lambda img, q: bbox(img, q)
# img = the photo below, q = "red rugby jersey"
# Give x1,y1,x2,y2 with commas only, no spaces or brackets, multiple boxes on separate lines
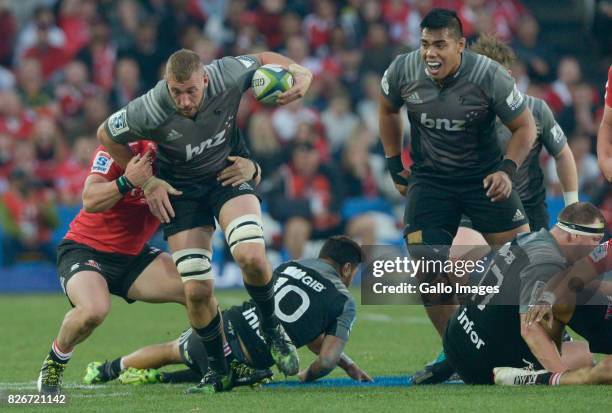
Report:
64,141,159,255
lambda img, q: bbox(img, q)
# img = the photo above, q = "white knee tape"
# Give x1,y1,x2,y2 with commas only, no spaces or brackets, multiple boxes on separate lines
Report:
225,214,265,253
172,248,213,283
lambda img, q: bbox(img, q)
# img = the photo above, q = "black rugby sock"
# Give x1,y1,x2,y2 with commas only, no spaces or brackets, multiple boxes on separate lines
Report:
194,311,228,375
49,339,73,364
244,280,278,332
105,357,123,380
159,369,202,383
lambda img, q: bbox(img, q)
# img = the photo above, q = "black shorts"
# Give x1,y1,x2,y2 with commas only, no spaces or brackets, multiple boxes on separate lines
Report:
568,302,612,354
459,201,549,232
56,240,162,305
159,178,259,239
404,178,529,240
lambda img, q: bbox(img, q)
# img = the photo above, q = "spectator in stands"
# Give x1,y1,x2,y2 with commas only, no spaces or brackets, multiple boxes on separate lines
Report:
303,0,336,57
55,136,96,205
255,0,286,51
16,58,54,111
0,133,13,192
0,168,58,266
119,19,166,90
15,6,66,63
246,111,283,179
32,116,66,188
545,56,583,116
109,58,144,110
111,0,143,53
512,14,555,82
0,90,35,141
0,0,17,67
266,142,342,259
272,99,320,144
57,0,97,59
75,16,116,91
547,134,602,198
361,22,396,76
357,72,382,135
321,91,360,156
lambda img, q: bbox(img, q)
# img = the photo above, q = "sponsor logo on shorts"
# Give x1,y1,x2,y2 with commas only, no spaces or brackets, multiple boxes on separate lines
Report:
108,109,129,136
238,182,253,191
83,259,102,271
91,151,113,174
70,263,80,272
512,209,525,222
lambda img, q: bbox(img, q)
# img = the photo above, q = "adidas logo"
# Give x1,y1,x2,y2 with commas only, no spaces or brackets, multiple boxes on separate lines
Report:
512,209,525,222
238,182,252,191
405,91,423,104
166,129,183,142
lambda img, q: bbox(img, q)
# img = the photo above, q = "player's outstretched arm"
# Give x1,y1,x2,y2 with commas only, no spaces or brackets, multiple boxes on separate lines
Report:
597,105,612,181
305,335,372,382
299,335,347,382
553,144,579,205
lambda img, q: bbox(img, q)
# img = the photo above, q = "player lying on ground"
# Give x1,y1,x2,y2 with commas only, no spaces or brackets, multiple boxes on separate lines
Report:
422,203,606,384
84,236,371,391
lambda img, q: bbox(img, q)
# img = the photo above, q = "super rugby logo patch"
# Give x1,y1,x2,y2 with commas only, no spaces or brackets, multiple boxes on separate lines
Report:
91,151,113,174
108,109,129,137
589,242,609,263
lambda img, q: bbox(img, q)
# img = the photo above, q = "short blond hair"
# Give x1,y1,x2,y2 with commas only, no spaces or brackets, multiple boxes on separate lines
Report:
470,34,516,69
165,49,202,82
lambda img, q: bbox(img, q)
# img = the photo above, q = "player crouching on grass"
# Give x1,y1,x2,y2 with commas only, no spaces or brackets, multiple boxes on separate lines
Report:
83,236,372,391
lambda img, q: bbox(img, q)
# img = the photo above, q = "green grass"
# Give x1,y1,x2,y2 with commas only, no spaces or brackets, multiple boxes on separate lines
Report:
0,290,607,412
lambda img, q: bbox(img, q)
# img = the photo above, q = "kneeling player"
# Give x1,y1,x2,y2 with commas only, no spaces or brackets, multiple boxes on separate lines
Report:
84,236,372,389
442,203,605,384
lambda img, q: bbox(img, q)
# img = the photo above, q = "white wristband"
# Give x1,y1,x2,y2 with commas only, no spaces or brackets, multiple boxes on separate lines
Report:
563,191,579,206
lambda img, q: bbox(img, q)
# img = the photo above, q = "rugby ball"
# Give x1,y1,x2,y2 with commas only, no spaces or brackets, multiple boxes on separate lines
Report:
251,64,294,105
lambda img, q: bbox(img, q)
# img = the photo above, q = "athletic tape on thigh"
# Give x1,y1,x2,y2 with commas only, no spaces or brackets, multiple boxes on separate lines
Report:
172,248,213,282
224,214,265,253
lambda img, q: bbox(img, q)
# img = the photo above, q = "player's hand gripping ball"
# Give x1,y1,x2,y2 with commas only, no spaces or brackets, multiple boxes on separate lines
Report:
251,64,294,105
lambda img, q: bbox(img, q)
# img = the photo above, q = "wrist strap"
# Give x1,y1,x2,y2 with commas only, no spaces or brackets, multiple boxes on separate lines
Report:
385,155,408,186
250,160,260,180
116,175,134,195
498,159,517,180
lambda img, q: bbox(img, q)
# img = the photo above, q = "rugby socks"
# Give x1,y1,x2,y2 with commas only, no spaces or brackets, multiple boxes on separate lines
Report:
159,369,202,384
49,339,73,364
244,280,278,332
533,371,560,385
194,311,228,375
105,357,124,380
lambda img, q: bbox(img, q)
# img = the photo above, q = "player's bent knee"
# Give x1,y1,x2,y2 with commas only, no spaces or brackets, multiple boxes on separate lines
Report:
172,248,213,283
78,304,110,328
233,247,267,273
225,214,265,254
183,280,214,304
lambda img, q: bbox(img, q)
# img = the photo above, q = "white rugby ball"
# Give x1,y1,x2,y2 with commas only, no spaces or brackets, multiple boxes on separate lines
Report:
251,64,294,105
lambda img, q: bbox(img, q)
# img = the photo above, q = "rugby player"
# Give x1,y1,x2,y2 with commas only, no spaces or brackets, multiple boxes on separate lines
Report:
82,236,371,389
98,49,313,392
37,141,187,395
379,8,536,338
441,203,605,384
598,64,612,181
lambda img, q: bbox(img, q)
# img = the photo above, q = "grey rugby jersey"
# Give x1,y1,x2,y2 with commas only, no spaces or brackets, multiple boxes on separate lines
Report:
496,95,566,207
381,49,528,181
104,55,261,185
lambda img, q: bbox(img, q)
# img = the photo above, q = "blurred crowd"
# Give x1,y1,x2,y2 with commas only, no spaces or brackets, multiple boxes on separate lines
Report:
0,0,610,267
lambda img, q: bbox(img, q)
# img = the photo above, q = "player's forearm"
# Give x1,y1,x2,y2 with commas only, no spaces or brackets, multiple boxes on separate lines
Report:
521,319,566,372
554,145,579,203
379,99,403,157
504,123,536,167
82,181,124,213
302,356,337,382
97,123,133,170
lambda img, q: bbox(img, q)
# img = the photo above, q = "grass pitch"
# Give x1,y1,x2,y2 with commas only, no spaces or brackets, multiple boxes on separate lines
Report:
0,290,608,412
